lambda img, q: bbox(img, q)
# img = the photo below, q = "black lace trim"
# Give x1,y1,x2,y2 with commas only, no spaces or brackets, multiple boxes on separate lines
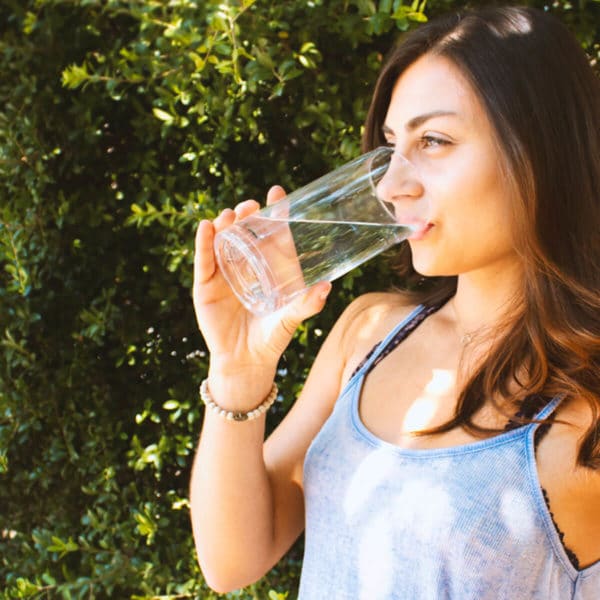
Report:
541,488,580,570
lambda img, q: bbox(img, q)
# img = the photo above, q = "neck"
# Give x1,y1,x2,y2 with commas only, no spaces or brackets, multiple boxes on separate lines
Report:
451,262,523,337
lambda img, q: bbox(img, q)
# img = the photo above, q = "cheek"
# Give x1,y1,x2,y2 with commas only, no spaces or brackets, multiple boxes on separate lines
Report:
411,176,515,274
443,198,514,260
430,160,511,229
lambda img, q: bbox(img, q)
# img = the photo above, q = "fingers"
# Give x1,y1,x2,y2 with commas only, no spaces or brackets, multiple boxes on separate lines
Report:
278,281,332,335
213,207,236,232
194,202,258,287
194,193,277,288
194,208,236,286
266,185,287,206
234,199,260,220
194,219,218,285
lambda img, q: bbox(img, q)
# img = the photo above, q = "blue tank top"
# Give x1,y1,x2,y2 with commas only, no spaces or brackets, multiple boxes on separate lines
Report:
299,304,600,599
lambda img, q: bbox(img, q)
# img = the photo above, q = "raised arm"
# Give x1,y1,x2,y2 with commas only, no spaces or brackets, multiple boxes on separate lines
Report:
189,187,345,592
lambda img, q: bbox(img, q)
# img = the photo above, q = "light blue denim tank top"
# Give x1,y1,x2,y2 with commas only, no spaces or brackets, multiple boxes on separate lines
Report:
299,304,600,599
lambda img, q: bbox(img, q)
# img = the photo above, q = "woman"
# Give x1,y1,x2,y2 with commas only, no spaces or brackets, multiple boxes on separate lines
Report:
190,6,600,598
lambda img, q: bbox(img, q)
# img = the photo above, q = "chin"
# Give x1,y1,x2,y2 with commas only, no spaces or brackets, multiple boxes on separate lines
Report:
409,244,470,278
410,257,454,278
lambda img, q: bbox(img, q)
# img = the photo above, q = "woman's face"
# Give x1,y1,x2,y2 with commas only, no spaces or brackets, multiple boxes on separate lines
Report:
380,53,520,279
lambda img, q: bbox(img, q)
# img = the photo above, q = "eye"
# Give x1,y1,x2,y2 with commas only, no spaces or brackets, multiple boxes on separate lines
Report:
419,134,451,149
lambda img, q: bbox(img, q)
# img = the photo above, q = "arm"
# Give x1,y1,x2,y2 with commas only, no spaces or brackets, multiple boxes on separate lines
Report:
189,188,344,592
190,304,350,592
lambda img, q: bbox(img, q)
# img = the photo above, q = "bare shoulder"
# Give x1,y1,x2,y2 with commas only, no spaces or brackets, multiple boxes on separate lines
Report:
562,397,600,479
334,291,418,384
339,291,416,338
278,291,417,422
539,395,600,497
542,396,598,460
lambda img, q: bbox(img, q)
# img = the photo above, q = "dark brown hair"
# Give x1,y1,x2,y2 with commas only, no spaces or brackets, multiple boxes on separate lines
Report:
363,6,600,467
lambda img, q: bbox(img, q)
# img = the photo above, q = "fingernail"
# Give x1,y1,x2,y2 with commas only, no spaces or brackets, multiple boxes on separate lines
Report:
319,283,332,301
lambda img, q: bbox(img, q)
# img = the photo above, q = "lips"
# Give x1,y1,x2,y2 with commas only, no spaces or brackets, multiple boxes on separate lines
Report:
407,223,433,241
397,216,433,240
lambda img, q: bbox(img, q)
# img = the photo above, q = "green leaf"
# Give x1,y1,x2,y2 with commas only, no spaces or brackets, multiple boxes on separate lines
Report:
61,64,90,89
152,108,175,124
47,536,79,558
16,578,41,595
22,11,37,35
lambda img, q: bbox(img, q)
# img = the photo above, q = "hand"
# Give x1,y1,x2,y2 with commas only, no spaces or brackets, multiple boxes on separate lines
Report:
193,186,332,398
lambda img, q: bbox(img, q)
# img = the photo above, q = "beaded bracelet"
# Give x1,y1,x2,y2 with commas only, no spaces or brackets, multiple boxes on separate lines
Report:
199,378,278,422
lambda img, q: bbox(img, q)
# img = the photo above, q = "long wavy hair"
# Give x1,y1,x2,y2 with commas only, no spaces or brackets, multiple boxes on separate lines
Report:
363,6,600,467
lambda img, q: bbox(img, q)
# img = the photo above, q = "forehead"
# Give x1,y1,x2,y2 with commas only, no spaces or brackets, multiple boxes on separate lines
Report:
385,54,487,130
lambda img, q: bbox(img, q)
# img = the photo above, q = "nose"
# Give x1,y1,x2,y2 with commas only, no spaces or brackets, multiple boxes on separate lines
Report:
375,152,423,206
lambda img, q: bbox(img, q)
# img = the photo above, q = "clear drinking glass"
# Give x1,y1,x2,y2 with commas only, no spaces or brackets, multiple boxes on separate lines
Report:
214,146,416,315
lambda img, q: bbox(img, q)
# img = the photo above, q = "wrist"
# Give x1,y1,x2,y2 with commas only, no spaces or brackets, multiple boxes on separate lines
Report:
200,379,278,422
206,367,277,412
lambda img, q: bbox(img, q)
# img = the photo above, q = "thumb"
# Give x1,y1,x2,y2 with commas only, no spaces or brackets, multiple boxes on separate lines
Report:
278,281,332,334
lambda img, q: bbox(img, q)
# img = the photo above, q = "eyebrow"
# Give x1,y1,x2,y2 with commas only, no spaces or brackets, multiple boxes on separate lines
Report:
382,110,459,135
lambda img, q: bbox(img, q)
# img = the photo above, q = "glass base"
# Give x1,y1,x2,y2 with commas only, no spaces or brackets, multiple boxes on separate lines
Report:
214,226,284,315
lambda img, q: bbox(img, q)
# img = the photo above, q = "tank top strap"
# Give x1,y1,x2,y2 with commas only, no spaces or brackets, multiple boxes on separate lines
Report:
350,298,450,381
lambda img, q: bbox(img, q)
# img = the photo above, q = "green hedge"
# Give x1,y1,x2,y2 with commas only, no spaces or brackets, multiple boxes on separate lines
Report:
1,1,598,598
